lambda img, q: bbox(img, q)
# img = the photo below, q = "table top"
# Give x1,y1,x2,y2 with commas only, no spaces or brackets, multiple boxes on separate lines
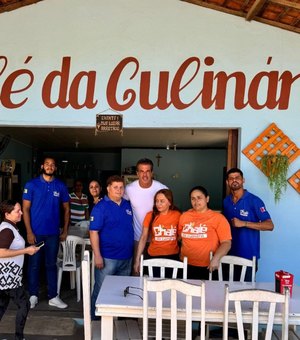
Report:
96,275,300,324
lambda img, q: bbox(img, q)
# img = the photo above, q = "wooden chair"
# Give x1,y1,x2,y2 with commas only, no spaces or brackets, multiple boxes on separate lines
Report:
82,250,142,340
140,256,188,338
82,250,101,340
81,250,142,340
223,284,290,340
208,252,256,282
207,252,256,339
143,277,206,340
140,255,188,279
57,235,85,302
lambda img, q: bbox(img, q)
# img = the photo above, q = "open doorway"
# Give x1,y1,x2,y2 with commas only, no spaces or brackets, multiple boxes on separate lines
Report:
0,127,239,210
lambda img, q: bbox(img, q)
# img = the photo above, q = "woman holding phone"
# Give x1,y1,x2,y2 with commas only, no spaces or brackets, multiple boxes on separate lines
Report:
0,200,39,340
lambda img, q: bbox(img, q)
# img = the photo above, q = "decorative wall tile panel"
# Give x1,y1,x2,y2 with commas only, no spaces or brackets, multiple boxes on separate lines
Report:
242,123,300,171
288,170,300,194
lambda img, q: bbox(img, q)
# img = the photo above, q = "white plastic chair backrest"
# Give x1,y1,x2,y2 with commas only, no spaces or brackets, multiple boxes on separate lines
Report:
143,277,205,340
140,255,188,279
223,284,290,340
209,251,256,282
61,235,85,271
82,250,92,340
74,220,90,229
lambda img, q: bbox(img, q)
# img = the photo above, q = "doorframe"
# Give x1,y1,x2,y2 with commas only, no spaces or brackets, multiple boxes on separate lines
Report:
224,129,239,197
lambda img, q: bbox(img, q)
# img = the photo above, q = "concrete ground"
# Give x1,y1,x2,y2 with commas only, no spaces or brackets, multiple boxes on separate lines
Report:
0,275,85,340
0,280,227,340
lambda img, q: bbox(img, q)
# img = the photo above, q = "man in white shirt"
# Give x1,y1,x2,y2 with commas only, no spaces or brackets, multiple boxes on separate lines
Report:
124,158,167,253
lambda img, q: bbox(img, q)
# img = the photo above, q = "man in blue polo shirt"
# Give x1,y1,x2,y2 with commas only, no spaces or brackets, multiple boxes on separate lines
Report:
22,157,70,309
89,175,134,320
223,168,274,281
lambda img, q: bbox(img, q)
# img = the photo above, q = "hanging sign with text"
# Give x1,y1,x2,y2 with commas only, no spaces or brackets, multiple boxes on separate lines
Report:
96,114,123,132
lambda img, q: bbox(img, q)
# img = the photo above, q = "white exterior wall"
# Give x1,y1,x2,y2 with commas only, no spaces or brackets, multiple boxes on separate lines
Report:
0,0,299,283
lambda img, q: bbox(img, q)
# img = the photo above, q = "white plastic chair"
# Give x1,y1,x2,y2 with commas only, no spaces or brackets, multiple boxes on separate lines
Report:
74,220,90,229
140,255,188,279
143,277,206,340
57,235,85,302
208,251,256,282
223,284,290,340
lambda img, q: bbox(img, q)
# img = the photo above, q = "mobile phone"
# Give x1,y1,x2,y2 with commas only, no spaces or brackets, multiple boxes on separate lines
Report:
35,241,44,248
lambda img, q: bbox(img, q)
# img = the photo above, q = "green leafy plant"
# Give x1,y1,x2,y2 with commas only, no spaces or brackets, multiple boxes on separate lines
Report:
261,154,289,203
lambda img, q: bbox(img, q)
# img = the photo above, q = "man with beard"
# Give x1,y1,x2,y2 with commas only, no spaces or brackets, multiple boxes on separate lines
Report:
22,157,70,309
223,168,274,281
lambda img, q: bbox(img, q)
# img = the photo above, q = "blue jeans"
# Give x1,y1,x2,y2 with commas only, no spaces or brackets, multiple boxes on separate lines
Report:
27,234,59,299
91,257,132,320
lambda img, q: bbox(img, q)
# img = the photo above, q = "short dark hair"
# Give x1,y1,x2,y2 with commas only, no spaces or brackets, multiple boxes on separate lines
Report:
226,168,244,179
189,185,209,197
136,158,153,172
42,156,56,165
0,199,18,220
74,179,83,186
106,175,124,186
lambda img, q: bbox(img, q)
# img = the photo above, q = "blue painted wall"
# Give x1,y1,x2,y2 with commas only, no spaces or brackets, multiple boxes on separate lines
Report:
0,0,299,283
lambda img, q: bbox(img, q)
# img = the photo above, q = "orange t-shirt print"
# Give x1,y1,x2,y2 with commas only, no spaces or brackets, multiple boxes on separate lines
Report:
178,209,231,267
143,210,181,256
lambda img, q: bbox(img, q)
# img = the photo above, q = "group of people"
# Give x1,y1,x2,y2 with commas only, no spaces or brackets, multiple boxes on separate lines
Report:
88,158,274,319
0,156,105,339
69,179,102,225
0,156,274,339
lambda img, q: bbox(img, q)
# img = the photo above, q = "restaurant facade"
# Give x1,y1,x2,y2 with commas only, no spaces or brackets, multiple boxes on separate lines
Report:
0,0,299,283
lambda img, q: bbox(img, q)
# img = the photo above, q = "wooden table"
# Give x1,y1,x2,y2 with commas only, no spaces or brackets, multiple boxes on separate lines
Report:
95,275,300,340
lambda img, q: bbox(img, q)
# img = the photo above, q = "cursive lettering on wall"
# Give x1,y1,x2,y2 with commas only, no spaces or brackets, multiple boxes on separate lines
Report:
0,55,299,111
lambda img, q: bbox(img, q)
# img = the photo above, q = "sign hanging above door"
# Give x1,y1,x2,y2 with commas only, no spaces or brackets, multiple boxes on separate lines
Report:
96,114,123,133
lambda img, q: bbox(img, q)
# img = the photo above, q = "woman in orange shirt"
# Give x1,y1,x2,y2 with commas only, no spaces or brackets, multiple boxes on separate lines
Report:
134,189,181,277
178,185,232,280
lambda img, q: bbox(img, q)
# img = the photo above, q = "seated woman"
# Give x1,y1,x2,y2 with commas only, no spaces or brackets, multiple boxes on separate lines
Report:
178,185,232,280
134,189,181,278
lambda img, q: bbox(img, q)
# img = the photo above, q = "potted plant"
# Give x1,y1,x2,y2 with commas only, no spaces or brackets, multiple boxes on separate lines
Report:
260,153,289,203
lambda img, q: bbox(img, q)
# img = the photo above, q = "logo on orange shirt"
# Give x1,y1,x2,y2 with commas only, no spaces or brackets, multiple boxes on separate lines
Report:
153,224,176,241
182,223,208,239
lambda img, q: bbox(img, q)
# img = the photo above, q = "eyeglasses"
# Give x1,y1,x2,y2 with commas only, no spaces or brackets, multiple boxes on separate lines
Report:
123,286,143,300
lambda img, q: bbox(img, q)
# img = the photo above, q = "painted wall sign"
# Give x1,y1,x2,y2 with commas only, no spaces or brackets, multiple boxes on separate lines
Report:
0,55,299,111
96,114,123,132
